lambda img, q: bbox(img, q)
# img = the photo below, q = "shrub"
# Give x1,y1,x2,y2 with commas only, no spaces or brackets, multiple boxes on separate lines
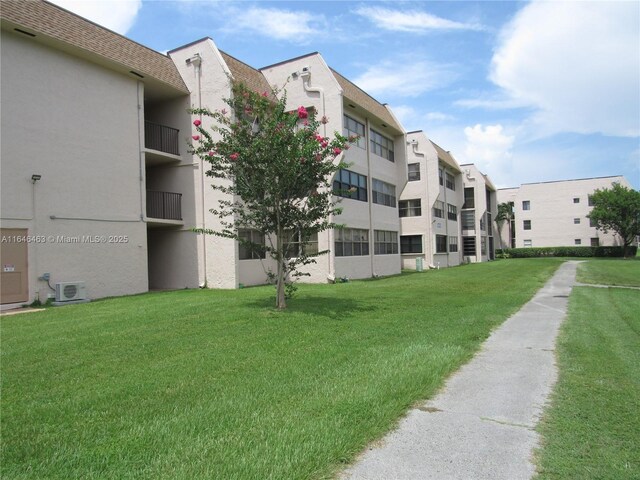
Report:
496,246,636,258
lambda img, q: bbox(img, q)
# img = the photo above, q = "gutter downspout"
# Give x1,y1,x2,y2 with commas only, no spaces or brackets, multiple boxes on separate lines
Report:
410,141,430,268
366,118,374,277
190,54,207,288
300,70,334,281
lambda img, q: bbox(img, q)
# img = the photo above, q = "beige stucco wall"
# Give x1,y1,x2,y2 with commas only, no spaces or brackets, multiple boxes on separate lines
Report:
400,132,464,269
262,55,405,281
496,176,632,248
170,39,240,289
460,164,496,262
1,30,149,302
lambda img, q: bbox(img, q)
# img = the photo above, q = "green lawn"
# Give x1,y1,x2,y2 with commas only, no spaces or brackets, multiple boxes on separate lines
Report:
576,258,640,287
536,263,640,479
1,259,562,479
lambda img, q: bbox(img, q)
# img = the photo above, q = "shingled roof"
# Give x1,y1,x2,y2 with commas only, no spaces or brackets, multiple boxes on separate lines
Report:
219,51,274,97
430,141,462,174
0,0,188,93
330,68,402,132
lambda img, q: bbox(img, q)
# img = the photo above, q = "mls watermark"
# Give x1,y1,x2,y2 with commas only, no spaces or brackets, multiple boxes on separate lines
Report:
1,235,130,244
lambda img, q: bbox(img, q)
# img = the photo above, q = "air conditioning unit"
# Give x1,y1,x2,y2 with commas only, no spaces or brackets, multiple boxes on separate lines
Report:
55,282,87,302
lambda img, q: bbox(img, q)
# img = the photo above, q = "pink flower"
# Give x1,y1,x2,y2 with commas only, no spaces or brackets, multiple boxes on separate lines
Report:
303,120,309,126
297,106,308,119
315,154,323,162
333,147,342,155
261,91,268,97
321,140,328,148
208,151,215,157
192,135,200,141
315,134,324,142
229,153,239,161
221,108,227,115
193,119,201,127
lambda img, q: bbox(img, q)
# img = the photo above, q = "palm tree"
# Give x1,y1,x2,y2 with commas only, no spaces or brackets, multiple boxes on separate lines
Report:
495,202,514,249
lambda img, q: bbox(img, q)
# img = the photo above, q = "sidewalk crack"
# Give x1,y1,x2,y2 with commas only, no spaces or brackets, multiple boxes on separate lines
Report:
480,416,534,430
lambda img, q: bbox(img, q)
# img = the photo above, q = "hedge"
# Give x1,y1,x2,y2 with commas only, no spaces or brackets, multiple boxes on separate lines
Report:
495,246,637,258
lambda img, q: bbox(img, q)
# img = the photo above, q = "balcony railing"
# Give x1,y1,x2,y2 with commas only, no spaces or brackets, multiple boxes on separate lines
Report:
145,121,179,156
147,191,182,221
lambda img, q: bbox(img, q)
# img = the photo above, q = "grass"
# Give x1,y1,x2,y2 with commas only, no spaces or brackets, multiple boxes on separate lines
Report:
1,259,562,479
576,258,640,287
535,261,640,479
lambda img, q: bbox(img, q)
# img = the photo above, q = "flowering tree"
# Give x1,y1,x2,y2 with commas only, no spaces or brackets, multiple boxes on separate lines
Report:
190,81,352,309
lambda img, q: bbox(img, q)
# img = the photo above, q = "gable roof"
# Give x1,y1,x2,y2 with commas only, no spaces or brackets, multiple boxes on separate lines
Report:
430,141,462,173
220,51,274,97
0,0,188,94
330,68,401,132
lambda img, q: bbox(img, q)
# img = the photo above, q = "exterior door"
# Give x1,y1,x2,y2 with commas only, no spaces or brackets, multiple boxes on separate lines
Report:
1,228,29,304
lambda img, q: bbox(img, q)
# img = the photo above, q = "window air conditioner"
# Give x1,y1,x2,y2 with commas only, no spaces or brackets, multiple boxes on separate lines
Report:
55,282,87,302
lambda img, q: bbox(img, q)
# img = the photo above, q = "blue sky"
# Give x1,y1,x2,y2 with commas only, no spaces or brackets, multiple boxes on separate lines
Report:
51,0,640,189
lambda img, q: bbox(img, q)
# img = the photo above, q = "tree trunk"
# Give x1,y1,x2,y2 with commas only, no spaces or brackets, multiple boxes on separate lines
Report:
275,227,287,309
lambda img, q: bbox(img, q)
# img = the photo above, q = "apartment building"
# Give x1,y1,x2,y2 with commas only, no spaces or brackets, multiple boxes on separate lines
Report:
0,1,409,305
1,0,198,306
496,176,633,248
399,131,464,269
261,54,408,282
459,164,497,262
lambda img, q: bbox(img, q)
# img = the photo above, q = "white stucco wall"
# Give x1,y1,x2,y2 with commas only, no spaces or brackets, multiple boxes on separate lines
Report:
1,30,149,302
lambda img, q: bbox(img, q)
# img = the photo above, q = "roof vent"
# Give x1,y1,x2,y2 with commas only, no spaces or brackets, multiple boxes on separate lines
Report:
14,28,36,37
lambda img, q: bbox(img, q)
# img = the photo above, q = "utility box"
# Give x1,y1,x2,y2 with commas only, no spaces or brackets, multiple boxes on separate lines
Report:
416,257,424,272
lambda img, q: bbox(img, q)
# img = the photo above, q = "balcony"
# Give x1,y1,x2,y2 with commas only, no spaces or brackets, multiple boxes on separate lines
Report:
146,191,183,227
144,121,181,165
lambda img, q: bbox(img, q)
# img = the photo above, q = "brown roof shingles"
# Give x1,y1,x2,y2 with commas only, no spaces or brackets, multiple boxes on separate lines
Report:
330,68,402,132
430,141,462,174
219,51,274,96
0,0,188,93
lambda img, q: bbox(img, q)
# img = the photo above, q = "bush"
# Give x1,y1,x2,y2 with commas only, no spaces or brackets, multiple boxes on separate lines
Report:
495,246,636,258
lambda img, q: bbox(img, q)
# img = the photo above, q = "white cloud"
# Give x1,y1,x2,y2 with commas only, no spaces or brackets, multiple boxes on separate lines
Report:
222,7,323,42
491,1,640,138
48,0,141,34
355,7,484,33
351,60,456,98
391,105,454,132
463,124,515,185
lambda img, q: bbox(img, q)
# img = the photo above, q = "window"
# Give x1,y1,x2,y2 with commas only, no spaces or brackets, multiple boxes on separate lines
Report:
435,235,447,253
463,236,476,256
370,129,394,161
574,218,581,224
372,179,396,207
481,237,487,255
400,235,422,254
335,228,369,257
461,210,475,229
343,114,366,148
408,163,420,181
333,169,367,202
523,220,531,230
447,204,457,221
590,217,597,227
283,230,318,258
523,239,532,247
439,168,444,186
480,215,486,231
445,172,455,190
591,237,599,247
463,187,475,209
522,200,530,211
588,195,595,206
399,199,421,217
449,236,458,252
575,239,581,245
238,229,265,260
573,197,580,203
374,230,398,255
433,200,444,219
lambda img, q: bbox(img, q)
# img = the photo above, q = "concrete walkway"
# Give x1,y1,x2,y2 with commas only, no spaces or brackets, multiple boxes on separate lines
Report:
341,261,579,480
